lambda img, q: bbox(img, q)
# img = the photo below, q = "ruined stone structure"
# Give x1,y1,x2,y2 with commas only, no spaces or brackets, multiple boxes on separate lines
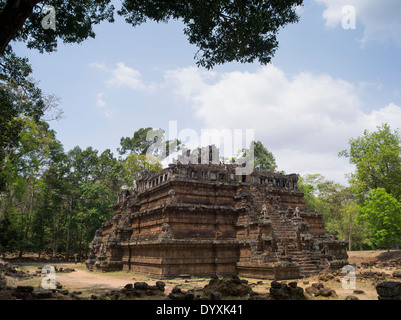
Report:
86,146,348,280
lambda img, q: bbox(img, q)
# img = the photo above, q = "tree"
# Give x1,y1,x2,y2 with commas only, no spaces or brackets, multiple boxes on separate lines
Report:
64,146,125,258
0,210,22,257
118,127,181,161
0,45,62,191
339,123,401,201
298,173,368,249
298,174,326,212
253,140,277,172
238,140,277,172
357,188,401,250
0,0,303,68
30,177,52,259
119,127,158,156
330,200,368,251
123,153,162,187
0,117,61,258
119,0,303,68
297,173,347,218
0,119,58,222
0,0,115,54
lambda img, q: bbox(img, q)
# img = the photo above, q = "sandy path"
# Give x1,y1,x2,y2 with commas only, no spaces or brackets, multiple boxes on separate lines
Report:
54,268,131,292
46,263,203,295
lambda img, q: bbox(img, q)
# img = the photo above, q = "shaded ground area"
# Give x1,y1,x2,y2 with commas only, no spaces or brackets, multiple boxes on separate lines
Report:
349,250,401,265
1,250,401,300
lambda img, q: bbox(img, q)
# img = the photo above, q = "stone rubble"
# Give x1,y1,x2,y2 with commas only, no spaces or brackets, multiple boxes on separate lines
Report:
304,282,337,298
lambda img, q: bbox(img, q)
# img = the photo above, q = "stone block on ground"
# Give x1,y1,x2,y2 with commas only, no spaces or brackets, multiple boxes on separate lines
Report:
376,281,401,300
203,275,252,298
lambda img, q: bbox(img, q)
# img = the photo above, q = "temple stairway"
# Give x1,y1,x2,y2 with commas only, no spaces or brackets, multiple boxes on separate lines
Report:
289,250,320,277
269,210,319,277
269,209,297,253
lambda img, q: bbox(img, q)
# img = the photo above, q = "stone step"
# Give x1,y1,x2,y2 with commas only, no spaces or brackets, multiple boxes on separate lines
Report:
272,229,295,233
275,236,296,240
269,211,312,269
274,231,296,235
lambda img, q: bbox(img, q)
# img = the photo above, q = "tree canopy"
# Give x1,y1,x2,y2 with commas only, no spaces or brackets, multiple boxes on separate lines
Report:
0,0,115,54
0,125,164,259
0,45,62,192
298,174,366,250
118,127,181,162
238,140,277,172
0,0,303,68
339,123,401,201
339,123,401,249
357,188,401,249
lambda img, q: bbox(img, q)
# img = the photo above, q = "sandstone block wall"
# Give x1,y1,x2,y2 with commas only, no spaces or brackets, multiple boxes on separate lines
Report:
87,146,348,279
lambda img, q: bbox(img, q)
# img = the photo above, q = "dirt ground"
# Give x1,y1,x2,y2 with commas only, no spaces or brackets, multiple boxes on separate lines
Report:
9,261,212,299
5,250,401,300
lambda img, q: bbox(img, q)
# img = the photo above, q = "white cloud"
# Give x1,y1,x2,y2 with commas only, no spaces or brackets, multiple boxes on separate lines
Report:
90,62,158,119
89,62,107,70
315,0,401,45
90,62,156,93
166,65,401,184
96,92,115,119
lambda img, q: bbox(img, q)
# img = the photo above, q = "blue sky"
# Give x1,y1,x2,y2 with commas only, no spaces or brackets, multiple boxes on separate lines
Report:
13,0,401,185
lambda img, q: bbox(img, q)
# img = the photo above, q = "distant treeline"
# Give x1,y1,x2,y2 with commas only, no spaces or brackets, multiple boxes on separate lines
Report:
0,124,175,259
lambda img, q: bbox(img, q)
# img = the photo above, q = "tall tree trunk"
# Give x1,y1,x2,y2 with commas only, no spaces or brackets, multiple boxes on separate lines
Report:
65,212,71,260
348,224,352,251
19,184,34,259
78,225,84,259
348,233,352,251
52,215,57,259
0,0,42,54
52,239,57,259
65,196,75,261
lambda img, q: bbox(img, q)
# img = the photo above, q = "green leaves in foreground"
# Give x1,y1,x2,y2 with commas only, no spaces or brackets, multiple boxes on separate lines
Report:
357,188,401,249
339,123,401,201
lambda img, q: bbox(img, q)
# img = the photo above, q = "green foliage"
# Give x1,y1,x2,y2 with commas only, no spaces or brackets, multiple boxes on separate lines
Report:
0,44,62,192
220,156,236,164
1,0,303,69
339,123,401,201
339,124,401,249
119,127,158,156
297,175,321,212
298,174,345,221
298,173,368,249
0,46,45,190
238,140,277,172
332,200,368,250
0,123,170,258
119,0,303,68
123,153,162,187
0,210,23,254
118,127,181,164
13,0,115,53
253,140,277,172
357,188,401,249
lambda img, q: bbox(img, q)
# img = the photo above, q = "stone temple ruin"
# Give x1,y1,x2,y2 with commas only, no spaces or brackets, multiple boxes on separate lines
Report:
86,145,348,280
